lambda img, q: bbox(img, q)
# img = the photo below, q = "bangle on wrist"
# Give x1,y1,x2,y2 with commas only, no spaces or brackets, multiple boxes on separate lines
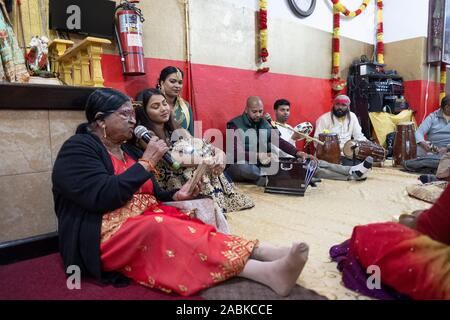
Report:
138,158,160,177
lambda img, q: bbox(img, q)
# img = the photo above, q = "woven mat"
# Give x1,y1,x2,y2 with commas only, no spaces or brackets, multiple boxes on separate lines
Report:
227,165,432,299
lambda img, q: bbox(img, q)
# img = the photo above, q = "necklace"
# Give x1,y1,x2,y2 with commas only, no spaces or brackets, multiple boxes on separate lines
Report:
107,147,126,163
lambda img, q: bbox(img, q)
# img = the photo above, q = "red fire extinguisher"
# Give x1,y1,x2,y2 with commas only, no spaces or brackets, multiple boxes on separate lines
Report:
114,0,145,75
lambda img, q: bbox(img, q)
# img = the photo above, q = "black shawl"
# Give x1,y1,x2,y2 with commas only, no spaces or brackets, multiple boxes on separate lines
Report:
52,132,176,282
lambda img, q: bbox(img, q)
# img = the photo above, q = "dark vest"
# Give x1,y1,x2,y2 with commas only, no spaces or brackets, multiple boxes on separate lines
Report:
227,113,273,153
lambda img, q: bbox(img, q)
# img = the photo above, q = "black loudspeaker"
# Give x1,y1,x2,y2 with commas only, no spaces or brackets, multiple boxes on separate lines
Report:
347,62,405,140
368,92,384,112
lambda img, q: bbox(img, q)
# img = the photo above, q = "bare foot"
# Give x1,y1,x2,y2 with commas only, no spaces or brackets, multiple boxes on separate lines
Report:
399,214,418,229
252,244,291,261
267,242,309,296
411,210,424,218
399,210,424,229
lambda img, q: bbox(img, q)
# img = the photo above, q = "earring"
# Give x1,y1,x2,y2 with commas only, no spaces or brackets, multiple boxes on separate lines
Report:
102,125,107,139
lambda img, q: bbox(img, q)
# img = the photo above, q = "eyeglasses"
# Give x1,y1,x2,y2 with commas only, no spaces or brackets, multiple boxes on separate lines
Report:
113,109,136,120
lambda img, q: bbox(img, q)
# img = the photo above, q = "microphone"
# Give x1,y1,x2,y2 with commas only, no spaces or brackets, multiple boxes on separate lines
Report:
134,125,181,170
264,113,278,129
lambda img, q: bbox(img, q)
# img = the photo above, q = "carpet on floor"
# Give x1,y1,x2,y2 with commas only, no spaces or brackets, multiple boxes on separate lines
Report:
0,253,326,300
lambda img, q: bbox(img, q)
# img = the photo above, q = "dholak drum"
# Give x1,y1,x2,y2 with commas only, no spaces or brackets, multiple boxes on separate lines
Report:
316,133,341,164
343,140,386,163
393,122,417,166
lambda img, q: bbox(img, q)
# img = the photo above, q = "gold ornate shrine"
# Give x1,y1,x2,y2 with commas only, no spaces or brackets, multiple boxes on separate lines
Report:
49,37,111,87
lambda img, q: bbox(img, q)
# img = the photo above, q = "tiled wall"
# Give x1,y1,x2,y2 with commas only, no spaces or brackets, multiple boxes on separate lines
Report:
0,110,85,243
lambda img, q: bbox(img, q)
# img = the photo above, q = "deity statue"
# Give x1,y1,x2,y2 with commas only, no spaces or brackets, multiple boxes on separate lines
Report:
25,35,52,77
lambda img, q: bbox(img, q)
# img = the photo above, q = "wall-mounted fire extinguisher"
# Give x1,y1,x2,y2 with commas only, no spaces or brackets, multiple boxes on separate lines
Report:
114,0,145,75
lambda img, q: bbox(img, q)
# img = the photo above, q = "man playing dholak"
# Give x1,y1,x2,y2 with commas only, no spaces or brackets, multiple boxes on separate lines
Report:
225,96,373,185
272,98,372,181
314,94,368,151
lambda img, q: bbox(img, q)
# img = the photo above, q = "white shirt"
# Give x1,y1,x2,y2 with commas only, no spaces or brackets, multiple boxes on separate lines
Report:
275,122,296,146
274,122,296,158
314,111,367,149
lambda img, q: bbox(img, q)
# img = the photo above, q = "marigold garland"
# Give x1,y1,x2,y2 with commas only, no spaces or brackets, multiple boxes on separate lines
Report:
331,0,372,94
257,0,269,73
332,0,370,17
331,6,341,79
440,62,447,102
376,0,384,64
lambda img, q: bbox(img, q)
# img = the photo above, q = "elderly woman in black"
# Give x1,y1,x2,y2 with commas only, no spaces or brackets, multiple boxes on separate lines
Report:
52,88,309,297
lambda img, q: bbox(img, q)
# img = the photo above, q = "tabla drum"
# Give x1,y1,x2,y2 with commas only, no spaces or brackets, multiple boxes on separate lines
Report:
343,140,386,163
393,121,417,166
316,133,341,164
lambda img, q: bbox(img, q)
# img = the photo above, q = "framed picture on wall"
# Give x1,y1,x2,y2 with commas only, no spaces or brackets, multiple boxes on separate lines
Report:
427,0,450,64
443,2,450,63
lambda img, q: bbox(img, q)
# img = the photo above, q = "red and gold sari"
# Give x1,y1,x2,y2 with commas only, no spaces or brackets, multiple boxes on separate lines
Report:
100,153,257,296
340,183,450,300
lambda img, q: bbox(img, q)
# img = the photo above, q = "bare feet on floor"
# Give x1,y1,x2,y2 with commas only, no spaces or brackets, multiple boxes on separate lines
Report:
399,209,424,229
267,242,309,296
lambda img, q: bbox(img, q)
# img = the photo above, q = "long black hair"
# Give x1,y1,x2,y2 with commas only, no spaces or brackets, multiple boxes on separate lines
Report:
134,88,180,142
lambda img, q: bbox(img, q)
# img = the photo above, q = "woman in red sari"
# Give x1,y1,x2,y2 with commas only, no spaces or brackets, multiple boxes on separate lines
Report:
331,182,450,299
52,88,309,297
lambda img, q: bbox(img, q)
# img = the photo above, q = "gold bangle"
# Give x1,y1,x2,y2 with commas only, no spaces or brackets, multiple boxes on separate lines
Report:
138,158,160,177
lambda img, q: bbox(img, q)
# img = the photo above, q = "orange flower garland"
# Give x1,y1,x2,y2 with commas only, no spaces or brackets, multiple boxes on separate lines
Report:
332,0,370,17
331,0,371,94
257,0,269,73
331,5,341,79
440,62,447,102
376,0,384,64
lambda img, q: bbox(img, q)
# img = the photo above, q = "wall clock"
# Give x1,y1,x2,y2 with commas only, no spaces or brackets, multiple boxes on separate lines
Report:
288,0,316,18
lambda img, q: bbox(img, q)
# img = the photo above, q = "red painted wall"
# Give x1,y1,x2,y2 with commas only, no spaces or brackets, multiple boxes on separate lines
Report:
403,80,440,123
102,54,333,135
189,63,333,134
102,54,188,101
102,54,440,137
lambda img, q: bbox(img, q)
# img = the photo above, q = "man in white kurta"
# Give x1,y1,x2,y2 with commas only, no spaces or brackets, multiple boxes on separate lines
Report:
314,95,367,150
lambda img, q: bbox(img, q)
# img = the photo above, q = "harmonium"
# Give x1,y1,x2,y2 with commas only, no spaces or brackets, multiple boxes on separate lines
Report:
265,157,318,196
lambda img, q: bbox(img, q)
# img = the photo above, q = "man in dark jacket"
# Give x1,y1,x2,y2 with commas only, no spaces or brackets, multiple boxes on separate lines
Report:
225,96,312,185
225,96,373,185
